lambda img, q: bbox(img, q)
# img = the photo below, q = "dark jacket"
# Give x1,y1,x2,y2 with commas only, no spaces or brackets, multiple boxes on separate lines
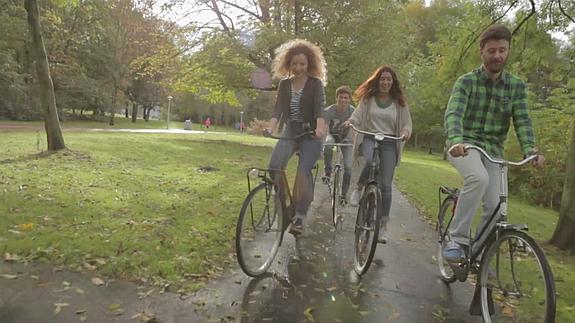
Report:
272,76,325,131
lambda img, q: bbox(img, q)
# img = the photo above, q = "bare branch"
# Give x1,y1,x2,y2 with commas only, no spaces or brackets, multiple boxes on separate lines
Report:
217,0,262,21
512,0,536,35
456,0,520,68
209,0,232,33
558,0,575,24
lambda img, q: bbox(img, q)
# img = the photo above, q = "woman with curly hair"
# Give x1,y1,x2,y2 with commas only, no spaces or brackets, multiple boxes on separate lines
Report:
343,65,412,243
264,39,327,235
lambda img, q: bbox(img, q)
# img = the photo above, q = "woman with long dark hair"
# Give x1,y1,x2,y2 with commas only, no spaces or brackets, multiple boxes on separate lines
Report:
344,65,412,243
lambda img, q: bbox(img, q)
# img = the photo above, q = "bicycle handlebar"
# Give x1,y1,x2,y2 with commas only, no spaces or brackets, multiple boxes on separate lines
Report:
349,124,403,141
452,144,538,166
263,129,315,140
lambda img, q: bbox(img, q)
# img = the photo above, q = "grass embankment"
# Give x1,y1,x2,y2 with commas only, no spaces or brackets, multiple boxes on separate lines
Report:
394,150,575,322
0,131,275,292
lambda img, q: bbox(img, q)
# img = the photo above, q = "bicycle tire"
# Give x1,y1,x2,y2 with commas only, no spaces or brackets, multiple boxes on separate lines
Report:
353,184,382,275
479,230,556,323
436,196,457,283
236,183,284,277
332,166,341,229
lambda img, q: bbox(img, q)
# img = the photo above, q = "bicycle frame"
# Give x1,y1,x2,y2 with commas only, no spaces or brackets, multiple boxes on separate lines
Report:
246,167,295,232
442,145,538,266
322,142,353,178
349,124,403,185
246,129,316,233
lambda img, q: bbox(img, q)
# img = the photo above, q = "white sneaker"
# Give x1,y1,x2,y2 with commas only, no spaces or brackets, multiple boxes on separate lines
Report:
378,222,388,244
349,189,361,206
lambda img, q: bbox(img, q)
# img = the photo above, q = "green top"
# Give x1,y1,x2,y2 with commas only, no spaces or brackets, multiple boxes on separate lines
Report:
375,96,393,109
444,66,535,158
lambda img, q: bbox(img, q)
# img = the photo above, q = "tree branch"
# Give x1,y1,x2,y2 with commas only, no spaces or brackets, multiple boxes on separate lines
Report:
512,0,536,35
456,0,520,68
216,0,262,21
558,0,575,24
209,0,232,34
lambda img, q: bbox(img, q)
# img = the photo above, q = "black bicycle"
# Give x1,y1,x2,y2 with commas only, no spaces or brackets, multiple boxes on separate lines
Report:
349,124,403,275
235,130,316,277
436,145,556,322
322,141,353,230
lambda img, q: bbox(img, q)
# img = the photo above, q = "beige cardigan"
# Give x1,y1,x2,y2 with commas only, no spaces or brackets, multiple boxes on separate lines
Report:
349,97,412,165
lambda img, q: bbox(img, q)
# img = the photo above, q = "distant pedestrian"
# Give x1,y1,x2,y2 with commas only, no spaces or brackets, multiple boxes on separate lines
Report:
204,117,211,129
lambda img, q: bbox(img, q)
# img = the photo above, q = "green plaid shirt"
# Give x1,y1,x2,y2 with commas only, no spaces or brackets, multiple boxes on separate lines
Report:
444,66,535,158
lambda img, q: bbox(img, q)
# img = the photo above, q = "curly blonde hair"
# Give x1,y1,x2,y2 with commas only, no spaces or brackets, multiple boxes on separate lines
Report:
271,39,327,85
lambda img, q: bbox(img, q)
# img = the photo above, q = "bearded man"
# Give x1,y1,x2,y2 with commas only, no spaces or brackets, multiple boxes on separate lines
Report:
442,24,544,262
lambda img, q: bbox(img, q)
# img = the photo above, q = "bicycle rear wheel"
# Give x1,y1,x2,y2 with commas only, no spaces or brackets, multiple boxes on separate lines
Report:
236,183,284,277
436,196,457,283
332,166,342,229
353,184,381,275
479,230,556,323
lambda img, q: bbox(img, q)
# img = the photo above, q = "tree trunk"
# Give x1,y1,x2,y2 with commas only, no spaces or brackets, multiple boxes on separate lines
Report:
25,0,65,151
109,83,117,126
294,0,300,35
143,105,150,122
550,120,575,252
131,103,138,123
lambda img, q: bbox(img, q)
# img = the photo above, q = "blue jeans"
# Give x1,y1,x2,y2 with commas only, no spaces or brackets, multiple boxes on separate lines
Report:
357,137,397,223
268,126,322,219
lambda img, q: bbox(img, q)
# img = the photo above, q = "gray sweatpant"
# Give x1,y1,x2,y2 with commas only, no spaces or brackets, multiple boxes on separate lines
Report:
268,127,322,220
448,149,501,246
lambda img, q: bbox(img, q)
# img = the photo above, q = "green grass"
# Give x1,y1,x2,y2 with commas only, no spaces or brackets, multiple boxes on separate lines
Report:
395,149,575,322
1,127,573,318
0,130,277,292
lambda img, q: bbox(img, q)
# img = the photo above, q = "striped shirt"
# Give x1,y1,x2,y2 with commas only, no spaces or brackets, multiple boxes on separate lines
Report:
288,89,304,122
444,66,535,158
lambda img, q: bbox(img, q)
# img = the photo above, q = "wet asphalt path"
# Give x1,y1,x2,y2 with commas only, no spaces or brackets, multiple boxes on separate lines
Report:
215,183,481,323
0,181,481,323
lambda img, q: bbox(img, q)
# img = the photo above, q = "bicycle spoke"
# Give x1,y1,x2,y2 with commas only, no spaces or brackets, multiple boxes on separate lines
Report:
436,196,457,283
236,183,283,277
480,231,555,323
353,185,381,275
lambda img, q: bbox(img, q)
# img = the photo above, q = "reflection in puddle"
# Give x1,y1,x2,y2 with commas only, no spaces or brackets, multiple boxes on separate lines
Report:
239,213,378,322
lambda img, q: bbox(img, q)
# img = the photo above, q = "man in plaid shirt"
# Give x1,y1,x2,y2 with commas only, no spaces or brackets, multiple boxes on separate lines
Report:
442,24,544,262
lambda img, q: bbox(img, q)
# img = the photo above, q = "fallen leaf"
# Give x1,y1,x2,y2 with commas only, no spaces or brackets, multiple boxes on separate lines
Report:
1,274,20,279
303,307,315,322
91,277,105,286
75,287,85,294
4,253,20,262
83,262,97,271
388,310,400,320
18,223,35,231
53,303,70,315
107,303,125,316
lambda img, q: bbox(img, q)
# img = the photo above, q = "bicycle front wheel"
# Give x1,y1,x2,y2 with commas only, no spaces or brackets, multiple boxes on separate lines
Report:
479,230,556,323
236,183,284,277
332,166,342,229
353,184,382,275
436,196,457,283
